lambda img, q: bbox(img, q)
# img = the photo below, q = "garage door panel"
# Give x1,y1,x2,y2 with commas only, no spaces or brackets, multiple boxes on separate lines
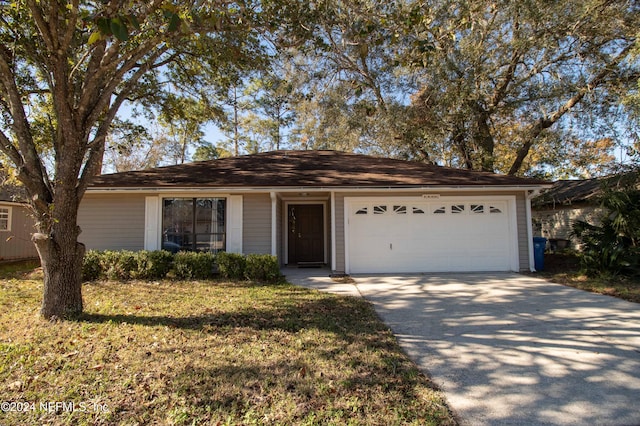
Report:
347,198,515,273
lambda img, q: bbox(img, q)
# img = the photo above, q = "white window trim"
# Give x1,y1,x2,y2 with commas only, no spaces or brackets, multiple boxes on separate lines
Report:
144,194,242,254
227,195,243,254
0,206,12,232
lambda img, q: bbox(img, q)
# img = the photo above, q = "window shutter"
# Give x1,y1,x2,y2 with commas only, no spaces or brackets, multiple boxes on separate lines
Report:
144,196,160,250
227,195,243,254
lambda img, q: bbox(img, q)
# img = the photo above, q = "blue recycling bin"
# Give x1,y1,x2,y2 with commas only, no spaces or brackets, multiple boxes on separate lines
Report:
533,237,547,271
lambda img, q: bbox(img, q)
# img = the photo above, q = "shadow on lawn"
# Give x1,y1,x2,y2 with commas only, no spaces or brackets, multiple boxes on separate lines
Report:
165,359,443,424
76,295,386,342
72,293,456,424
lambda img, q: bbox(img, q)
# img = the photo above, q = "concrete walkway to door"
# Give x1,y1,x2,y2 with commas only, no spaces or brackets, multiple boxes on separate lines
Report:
284,268,640,425
282,266,361,297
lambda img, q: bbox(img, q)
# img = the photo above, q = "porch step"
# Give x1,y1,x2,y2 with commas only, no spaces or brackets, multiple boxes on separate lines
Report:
297,262,324,268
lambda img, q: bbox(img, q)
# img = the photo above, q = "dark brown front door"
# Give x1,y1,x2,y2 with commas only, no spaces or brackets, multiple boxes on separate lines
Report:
288,204,324,264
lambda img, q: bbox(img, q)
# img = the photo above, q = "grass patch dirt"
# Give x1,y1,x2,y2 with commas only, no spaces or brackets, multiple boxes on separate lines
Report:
0,264,455,425
538,252,640,304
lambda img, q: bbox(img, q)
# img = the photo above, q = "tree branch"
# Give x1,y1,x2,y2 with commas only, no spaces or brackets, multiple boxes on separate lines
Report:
0,44,52,198
61,0,80,50
26,0,54,52
507,41,636,175
77,46,169,196
77,35,167,123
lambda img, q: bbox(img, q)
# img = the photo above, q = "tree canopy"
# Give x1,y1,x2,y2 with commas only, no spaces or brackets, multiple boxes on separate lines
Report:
202,0,639,178
0,0,288,317
0,0,638,318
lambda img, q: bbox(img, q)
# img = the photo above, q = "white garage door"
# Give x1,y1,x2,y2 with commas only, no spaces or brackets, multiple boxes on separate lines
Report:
345,197,518,273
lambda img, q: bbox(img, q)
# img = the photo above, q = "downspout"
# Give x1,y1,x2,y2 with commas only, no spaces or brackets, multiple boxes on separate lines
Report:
526,189,541,272
270,192,278,257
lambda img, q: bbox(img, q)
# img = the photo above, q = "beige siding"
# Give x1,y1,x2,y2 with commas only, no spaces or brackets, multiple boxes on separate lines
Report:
335,191,532,273
77,189,534,272
78,194,145,250
242,193,271,254
515,192,529,271
532,204,602,249
80,193,274,254
0,204,38,260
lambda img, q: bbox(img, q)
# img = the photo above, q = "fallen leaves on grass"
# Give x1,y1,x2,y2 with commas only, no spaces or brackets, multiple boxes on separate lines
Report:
0,276,455,426
546,271,640,303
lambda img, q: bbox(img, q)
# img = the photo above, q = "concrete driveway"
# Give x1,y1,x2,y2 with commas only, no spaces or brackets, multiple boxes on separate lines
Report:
353,273,640,426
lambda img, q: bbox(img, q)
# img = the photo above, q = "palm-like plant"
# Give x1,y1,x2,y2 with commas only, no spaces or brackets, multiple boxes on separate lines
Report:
572,172,640,276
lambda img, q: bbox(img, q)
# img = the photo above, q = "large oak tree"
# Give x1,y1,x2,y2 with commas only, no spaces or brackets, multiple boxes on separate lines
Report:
0,0,278,318
272,0,638,176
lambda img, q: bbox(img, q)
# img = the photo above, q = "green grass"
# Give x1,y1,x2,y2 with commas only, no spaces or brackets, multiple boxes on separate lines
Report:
543,272,640,303
540,253,640,303
0,264,455,425
0,259,40,279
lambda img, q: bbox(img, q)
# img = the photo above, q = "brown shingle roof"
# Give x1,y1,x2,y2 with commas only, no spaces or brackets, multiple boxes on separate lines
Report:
532,178,603,207
533,172,640,207
89,150,548,188
0,184,28,203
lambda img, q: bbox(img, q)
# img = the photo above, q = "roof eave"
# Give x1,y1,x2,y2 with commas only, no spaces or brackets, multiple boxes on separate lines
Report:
85,183,551,194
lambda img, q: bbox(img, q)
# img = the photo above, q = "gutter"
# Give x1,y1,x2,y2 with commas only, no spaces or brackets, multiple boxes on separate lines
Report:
85,184,552,194
0,200,31,207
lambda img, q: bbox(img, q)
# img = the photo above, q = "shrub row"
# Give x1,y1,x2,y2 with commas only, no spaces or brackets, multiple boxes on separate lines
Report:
82,250,281,283
82,250,177,281
216,252,282,282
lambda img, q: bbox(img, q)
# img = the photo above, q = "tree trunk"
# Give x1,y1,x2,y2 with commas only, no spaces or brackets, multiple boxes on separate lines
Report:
35,235,85,319
33,196,85,319
473,105,495,172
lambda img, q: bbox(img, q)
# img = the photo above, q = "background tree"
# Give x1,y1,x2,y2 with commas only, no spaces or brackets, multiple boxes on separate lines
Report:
277,0,415,156
192,141,231,161
243,69,299,150
0,0,275,318
208,68,258,156
389,0,639,175
88,0,635,177
102,119,165,172
157,96,215,164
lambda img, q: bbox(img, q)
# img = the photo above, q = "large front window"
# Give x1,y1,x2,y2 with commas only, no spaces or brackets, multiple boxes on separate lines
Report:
162,198,226,253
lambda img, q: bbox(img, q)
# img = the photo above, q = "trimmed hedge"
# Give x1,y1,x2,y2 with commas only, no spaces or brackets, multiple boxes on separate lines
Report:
216,252,247,280
173,251,216,280
82,250,281,282
245,254,282,282
82,250,174,282
135,250,174,280
217,252,283,283
82,250,102,281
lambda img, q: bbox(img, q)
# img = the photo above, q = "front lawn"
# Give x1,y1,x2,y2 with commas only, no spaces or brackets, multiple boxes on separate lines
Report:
0,264,455,425
539,253,640,303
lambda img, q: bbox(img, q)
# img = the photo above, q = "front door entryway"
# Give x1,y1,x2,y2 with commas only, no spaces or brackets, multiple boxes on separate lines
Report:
288,204,324,265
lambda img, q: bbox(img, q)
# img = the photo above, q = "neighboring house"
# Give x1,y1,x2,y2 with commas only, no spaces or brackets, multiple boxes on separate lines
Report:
79,150,550,274
531,178,605,250
0,187,38,261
